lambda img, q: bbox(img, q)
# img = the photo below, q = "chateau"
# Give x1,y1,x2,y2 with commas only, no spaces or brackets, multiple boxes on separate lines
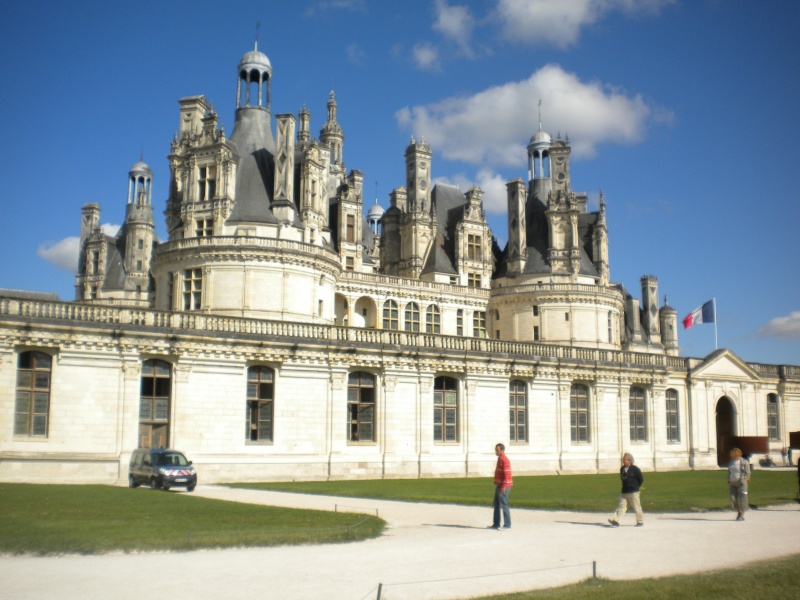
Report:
2,46,798,484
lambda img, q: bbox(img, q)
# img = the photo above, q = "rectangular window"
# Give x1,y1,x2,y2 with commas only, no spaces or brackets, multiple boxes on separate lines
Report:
666,389,680,443
136,260,143,271
183,268,202,310
433,377,458,442
198,166,217,201
383,301,399,330
565,312,570,321
425,305,441,334
90,251,99,274
629,387,647,442
467,273,481,288
345,256,354,271
533,305,539,317
473,311,486,338
138,239,144,250
467,234,482,260
570,384,590,443
346,214,355,243
246,366,274,442
195,219,213,237
15,352,51,437
509,380,527,443
533,326,540,341
456,309,463,336
767,394,779,441
348,372,375,442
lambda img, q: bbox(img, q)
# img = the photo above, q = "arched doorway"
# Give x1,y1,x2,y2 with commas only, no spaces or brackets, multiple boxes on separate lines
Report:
715,396,736,466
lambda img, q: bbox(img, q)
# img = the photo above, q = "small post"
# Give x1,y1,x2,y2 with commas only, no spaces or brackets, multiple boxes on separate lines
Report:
376,583,383,599
592,560,597,578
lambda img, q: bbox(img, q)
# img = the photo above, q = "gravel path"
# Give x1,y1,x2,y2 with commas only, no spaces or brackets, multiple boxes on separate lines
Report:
2,484,799,600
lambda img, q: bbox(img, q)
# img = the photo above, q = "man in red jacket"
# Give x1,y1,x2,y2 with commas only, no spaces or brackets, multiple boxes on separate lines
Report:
490,443,513,530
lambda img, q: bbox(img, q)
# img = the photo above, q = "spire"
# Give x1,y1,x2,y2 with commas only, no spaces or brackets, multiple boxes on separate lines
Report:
538,98,542,132
255,20,261,52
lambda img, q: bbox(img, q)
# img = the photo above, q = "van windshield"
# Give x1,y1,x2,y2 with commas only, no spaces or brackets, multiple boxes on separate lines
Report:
153,452,189,467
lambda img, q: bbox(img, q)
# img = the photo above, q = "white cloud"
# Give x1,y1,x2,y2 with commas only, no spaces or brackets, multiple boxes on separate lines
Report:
411,42,441,72
37,223,119,274
433,0,476,57
396,63,669,167
346,43,365,65
304,0,366,17
759,311,800,340
435,168,509,215
495,0,675,48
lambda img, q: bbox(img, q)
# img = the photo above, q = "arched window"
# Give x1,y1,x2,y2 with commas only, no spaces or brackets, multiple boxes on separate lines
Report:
140,359,172,448
666,389,680,442
247,366,274,442
15,351,52,437
404,302,420,332
382,300,398,330
425,305,441,334
629,387,647,442
570,384,590,443
434,377,458,442
348,372,375,442
767,394,780,441
509,380,527,442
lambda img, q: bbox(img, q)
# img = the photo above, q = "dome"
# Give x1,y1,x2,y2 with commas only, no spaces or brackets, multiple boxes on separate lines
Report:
129,161,152,176
528,129,552,146
238,49,272,76
368,202,385,219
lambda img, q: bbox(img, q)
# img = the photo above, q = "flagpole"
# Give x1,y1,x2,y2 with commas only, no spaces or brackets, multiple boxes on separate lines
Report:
713,297,718,350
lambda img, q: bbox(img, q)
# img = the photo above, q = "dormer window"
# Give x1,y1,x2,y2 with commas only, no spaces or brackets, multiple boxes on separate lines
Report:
467,234,482,260
198,166,216,201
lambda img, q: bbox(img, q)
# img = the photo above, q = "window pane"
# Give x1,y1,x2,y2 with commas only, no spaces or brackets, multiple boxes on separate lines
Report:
140,401,152,420
33,393,48,414
154,378,170,397
34,373,50,389
258,382,273,400
445,392,457,405
15,413,29,434
16,371,32,388
247,382,258,398
15,390,31,411
155,399,169,420
258,402,272,421
35,354,52,369
141,378,155,396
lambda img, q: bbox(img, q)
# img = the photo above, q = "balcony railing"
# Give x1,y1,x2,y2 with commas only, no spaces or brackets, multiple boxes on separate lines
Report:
2,296,796,376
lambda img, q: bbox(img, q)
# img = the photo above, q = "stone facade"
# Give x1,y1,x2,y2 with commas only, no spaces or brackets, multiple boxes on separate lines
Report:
2,45,799,484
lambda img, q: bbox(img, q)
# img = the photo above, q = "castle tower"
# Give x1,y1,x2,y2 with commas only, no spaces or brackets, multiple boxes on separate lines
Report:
592,191,610,284
122,161,156,281
400,138,435,278
659,296,679,356
506,178,527,277
641,275,662,344
298,105,310,143
527,128,552,205
320,91,344,166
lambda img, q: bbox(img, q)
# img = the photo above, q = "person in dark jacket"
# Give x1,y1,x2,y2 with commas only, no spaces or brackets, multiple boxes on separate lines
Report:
608,452,644,527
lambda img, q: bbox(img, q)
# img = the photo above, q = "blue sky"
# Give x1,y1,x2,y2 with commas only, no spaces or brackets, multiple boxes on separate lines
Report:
1,0,799,365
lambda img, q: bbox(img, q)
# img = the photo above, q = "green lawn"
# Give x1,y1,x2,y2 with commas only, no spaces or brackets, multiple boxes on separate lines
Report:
233,470,799,512
0,483,384,555
468,553,800,600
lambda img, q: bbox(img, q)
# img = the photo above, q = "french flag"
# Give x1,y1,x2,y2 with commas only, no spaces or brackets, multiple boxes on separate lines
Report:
683,300,715,329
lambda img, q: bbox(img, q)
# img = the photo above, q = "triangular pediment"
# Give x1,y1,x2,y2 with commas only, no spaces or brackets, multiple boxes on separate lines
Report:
689,349,760,381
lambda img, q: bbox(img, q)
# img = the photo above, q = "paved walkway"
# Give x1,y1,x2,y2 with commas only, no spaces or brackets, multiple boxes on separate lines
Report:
2,485,800,600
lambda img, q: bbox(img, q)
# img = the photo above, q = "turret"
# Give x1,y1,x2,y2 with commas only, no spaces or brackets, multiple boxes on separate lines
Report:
506,178,527,277
640,275,661,344
660,296,679,356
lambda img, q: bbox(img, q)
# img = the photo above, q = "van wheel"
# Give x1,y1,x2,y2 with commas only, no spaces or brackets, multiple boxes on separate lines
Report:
187,485,195,493
128,475,139,488
162,484,170,492
150,478,160,490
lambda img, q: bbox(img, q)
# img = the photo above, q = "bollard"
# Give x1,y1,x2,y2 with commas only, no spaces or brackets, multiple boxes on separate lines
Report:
376,583,382,599
592,560,596,578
